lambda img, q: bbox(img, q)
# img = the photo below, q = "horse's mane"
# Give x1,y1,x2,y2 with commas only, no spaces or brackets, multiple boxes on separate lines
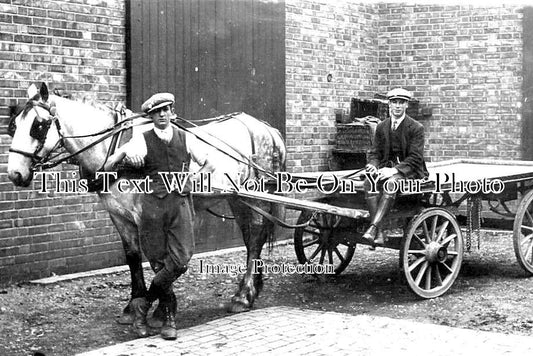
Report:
53,89,115,114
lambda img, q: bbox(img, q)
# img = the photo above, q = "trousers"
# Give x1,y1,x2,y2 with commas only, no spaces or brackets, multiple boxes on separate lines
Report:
140,192,195,300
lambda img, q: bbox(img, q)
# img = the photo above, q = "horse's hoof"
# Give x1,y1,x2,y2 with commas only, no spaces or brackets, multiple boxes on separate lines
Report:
226,300,251,313
117,312,135,325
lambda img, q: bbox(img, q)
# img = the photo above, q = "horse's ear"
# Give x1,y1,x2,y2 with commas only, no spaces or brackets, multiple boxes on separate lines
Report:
40,82,49,102
27,84,38,99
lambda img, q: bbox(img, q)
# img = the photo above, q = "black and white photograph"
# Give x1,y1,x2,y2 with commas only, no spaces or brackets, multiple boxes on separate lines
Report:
1,0,533,355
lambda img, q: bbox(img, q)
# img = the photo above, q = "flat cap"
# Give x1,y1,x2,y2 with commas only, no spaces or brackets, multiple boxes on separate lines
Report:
387,88,412,101
141,92,175,113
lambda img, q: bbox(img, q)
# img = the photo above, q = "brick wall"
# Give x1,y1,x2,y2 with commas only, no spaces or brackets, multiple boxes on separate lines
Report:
285,1,524,171
376,4,523,162
285,0,379,173
0,0,127,284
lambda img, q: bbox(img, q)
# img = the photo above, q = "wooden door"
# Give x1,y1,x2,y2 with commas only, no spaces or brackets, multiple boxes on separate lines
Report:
127,0,286,251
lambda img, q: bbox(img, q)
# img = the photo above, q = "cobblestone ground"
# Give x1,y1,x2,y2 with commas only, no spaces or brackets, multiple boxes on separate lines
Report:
77,306,533,356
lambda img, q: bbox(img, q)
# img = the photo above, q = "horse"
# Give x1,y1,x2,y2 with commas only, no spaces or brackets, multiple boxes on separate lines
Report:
7,83,286,324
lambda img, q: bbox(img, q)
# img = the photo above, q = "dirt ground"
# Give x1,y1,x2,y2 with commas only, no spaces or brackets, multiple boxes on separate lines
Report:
1,232,533,356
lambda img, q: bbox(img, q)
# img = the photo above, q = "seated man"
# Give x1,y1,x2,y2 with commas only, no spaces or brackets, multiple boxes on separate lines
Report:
362,88,429,247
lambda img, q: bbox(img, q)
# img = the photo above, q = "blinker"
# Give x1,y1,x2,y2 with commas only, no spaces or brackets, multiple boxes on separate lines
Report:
30,117,52,141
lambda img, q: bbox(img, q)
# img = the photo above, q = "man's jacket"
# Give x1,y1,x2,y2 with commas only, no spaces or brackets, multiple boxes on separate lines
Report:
367,115,429,179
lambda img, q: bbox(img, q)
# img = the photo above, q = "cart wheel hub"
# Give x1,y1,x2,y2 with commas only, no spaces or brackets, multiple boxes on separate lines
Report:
426,242,447,263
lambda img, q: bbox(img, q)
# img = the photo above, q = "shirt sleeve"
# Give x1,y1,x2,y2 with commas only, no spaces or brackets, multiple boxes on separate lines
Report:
185,132,208,167
122,131,147,158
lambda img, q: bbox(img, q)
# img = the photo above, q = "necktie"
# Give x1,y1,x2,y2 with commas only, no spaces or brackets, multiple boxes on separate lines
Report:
393,120,398,131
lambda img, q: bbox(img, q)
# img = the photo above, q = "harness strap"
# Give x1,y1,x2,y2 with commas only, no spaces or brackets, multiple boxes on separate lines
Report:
205,208,235,220
100,105,128,171
37,117,151,170
170,116,276,179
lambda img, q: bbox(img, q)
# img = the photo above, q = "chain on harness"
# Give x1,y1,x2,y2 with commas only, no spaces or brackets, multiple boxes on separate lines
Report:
466,195,482,252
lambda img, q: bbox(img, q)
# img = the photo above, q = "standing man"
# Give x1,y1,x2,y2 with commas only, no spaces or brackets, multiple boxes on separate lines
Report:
106,93,214,340
362,88,428,247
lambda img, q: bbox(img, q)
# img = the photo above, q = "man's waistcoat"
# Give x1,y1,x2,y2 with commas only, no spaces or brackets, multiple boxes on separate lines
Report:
143,128,190,197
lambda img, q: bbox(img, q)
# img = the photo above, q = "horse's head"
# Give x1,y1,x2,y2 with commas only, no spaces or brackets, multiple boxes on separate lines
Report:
7,83,62,187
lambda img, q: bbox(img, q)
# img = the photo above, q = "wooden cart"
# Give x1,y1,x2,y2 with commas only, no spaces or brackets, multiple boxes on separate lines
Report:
232,159,533,299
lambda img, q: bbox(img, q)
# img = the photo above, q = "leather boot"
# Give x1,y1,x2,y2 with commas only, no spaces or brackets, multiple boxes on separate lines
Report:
160,304,177,340
363,195,395,247
366,195,379,219
131,297,149,338
361,195,380,245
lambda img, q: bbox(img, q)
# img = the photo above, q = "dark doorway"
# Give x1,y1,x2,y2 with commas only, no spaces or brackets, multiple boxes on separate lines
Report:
126,0,286,251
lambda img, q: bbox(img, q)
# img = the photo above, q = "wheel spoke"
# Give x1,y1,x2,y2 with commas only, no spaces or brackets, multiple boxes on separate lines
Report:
436,221,450,242
520,233,533,247
524,245,533,264
430,216,438,241
407,249,426,255
434,264,443,286
521,225,533,232
524,239,533,264
425,265,432,290
441,233,457,247
328,248,334,265
302,238,320,248
422,221,430,243
441,260,454,273
309,244,323,261
302,227,320,235
409,255,426,273
319,247,326,264
412,233,427,248
334,247,345,263
526,209,533,226
414,261,428,285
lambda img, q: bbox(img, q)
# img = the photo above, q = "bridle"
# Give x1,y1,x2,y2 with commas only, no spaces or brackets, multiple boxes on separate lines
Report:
8,97,152,171
8,99,64,170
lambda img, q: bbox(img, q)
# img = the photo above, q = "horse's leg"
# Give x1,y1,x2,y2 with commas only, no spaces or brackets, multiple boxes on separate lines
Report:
227,200,273,313
109,213,147,324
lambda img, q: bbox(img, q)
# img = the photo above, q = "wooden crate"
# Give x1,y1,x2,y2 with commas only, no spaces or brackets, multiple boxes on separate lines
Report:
335,123,372,152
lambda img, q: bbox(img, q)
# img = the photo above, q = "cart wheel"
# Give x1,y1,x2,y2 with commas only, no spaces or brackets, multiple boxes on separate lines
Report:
513,189,533,275
400,207,463,298
294,211,355,275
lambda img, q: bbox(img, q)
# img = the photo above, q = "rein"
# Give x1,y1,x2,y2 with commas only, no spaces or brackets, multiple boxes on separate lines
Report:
171,114,277,180
38,112,151,170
